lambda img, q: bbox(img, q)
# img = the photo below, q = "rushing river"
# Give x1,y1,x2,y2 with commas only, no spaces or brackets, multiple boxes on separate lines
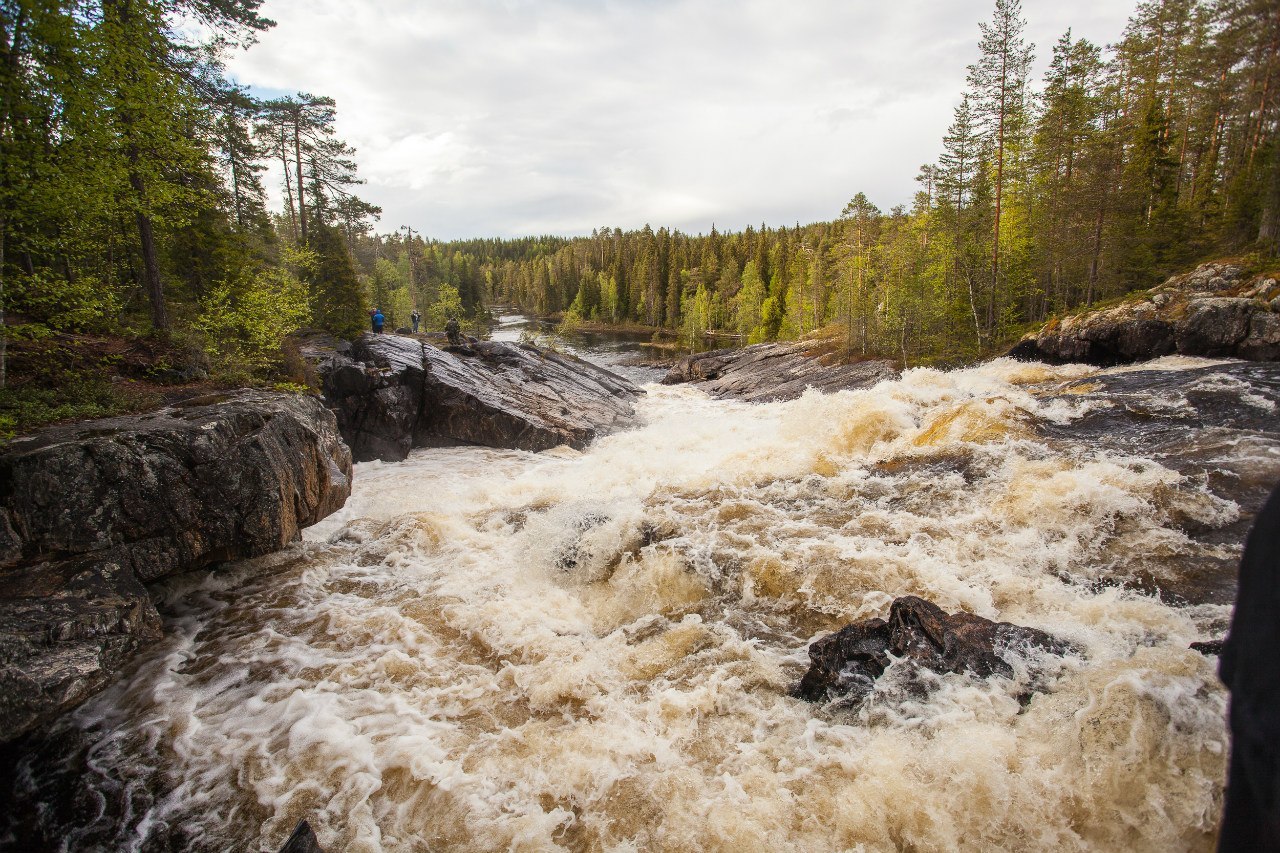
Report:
7,332,1280,852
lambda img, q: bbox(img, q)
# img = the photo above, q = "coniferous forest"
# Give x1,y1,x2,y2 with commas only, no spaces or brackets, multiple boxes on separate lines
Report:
1,0,1279,434
464,0,1280,362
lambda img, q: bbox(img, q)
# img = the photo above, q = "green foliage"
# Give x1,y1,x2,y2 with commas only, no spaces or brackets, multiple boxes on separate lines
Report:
0,379,159,441
557,309,583,336
194,266,310,375
734,261,766,339
7,269,122,331
307,225,365,339
426,282,463,330
0,1,374,395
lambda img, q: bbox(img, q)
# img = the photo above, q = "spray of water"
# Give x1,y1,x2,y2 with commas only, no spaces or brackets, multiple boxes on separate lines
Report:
29,356,1268,852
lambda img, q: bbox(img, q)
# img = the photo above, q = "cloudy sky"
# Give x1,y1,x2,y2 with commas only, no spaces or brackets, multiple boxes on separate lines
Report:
227,0,1133,241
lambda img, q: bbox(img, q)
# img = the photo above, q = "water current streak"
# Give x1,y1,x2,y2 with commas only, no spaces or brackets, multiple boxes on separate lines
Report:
7,350,1279,853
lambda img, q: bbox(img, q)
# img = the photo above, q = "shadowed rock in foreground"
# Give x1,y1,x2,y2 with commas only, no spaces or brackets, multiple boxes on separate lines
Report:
1010,263,1280,366
307,332,642,462
794,596,1067,704
278,820,326,853
661,341,898,402
0,391,352,742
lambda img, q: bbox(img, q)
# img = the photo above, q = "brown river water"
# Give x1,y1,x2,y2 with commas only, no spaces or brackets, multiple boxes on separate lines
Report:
5,346,1280,852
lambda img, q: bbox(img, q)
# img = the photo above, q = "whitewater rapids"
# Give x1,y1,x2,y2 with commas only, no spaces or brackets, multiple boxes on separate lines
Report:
23,356,1278,852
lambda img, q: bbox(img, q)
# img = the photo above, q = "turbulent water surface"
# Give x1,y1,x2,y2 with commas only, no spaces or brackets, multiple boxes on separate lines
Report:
9,348,1280,853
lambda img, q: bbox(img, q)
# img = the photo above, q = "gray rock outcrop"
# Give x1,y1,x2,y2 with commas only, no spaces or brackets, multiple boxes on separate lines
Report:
308,333,642,463
661,341,898,402
0,390,353,742
1010,263,1280,365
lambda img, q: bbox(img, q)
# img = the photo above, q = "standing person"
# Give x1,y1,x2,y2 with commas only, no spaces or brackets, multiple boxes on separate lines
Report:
411,309,421,334
372,308,385,334
445,315,462,346
1217,482,1280,851
369,308,378,332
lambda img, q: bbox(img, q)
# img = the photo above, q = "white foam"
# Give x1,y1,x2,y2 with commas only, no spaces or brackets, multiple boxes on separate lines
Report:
55,360,1264,851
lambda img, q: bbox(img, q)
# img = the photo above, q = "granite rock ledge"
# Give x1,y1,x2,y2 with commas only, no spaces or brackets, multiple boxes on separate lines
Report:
0,390,353,742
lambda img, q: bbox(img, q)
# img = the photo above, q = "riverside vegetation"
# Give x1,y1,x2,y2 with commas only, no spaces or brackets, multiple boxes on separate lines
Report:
2,0,1279,440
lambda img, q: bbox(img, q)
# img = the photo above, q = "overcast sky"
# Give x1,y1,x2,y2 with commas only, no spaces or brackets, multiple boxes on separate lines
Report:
227,0,1134,241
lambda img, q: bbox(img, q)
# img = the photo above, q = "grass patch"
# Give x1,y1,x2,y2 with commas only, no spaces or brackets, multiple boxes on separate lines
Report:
0,379,161,441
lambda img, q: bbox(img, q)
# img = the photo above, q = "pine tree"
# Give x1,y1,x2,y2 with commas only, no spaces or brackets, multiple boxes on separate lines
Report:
967,0,1034,336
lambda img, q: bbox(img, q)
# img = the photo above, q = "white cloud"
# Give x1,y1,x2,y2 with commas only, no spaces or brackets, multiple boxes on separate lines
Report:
228,0,1134,239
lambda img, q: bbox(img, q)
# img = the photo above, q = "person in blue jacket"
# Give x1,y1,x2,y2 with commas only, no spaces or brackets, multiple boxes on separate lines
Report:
372,308,385,334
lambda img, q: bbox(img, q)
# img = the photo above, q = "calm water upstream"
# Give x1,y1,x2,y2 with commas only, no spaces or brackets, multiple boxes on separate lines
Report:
7,331,1280,852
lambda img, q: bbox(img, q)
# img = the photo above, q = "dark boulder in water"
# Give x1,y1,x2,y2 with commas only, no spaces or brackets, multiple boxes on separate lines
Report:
1190,638,1225,655
794,596,1067,704
0,390,353,743
278,820,326,853
661,341,898,402
305,332,642,462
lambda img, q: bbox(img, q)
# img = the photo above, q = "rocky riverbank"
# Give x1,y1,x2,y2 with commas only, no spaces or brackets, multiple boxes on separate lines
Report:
1010,262,1280,366
303,332,643,462
0,390,353,743
0,335,649,744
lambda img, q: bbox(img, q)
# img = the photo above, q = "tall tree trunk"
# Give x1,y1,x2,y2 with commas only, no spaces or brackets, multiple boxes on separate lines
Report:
229,131,243,228
1258,139,1280,251
279,120,297,241
990,48,1008,338
966,266,984,351
130,170,167,332
0,215,6,390
293,115,307,244
1248,16,1279,168
1088,182,1108,308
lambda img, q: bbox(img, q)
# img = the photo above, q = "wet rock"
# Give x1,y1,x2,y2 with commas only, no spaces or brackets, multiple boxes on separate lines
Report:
0,390,352,582
312,332,642,462
794,596,1066,704
0,390,353,742
661,342,898,402
0,556,162,747
278,820,326,853
1240,312,1280,361
1175,297,1254,355
1190,639,1225,655
1011,263,1280,365
1041,360,1280,605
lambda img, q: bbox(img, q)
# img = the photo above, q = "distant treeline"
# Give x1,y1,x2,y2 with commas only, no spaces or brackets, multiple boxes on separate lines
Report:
2,0,1278,389
416,0,1280,362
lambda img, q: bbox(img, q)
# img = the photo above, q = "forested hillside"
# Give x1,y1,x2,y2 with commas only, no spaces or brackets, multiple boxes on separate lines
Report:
0,0,383,432
1,0,1278,435
442,0,1278,362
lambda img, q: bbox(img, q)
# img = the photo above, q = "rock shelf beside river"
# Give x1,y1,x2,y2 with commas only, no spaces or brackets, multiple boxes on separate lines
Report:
661,341,899,402
1010,262,1280,366
0,390,353,743
306,332,643,463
